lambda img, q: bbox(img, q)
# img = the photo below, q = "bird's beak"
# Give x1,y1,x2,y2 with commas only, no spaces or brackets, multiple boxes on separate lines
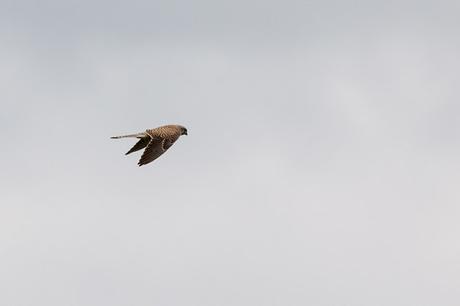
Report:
185,131,188,135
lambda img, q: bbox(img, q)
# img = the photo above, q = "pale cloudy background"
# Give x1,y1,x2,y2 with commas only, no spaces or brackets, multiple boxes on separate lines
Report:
1,1,460,305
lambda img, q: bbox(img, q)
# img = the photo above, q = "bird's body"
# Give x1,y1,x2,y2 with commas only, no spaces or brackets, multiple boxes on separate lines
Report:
111,124,187,166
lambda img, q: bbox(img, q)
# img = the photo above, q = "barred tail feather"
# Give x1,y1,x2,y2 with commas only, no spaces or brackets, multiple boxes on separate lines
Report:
110,132,146,139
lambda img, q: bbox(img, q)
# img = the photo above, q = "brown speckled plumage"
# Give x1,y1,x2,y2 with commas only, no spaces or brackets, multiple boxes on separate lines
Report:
111,124,187,166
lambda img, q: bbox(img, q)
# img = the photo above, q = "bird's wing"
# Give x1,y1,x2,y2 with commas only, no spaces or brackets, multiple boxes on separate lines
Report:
138,137,167,166
125,137,151,155
163,135,180,151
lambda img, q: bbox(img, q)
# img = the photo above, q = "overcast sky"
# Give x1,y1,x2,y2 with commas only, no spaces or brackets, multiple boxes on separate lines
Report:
1,1,460,305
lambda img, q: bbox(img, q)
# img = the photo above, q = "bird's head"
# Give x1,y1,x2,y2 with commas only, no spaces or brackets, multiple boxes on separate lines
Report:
179,126,188,136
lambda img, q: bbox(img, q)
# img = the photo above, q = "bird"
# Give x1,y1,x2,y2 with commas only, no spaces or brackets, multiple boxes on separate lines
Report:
111,124,188,166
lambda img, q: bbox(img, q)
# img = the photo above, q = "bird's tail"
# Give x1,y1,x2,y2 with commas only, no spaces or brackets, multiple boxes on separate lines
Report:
110,132,146,139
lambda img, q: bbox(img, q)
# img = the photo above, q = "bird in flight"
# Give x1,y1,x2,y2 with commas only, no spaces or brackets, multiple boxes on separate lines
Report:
111,124,188,166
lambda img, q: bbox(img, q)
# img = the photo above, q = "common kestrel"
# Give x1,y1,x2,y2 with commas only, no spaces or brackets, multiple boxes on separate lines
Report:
111,124,188,166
